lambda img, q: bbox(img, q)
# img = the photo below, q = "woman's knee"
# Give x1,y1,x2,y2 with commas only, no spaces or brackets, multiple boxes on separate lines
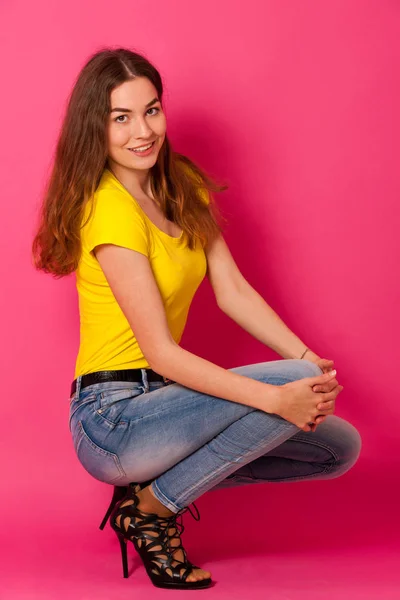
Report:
340,420,362,471
272,359,324,383
231,358,323,386
295,359,323,377
322,416,362,478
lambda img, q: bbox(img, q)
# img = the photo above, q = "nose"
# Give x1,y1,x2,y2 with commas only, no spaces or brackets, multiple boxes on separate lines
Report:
131,115,153,138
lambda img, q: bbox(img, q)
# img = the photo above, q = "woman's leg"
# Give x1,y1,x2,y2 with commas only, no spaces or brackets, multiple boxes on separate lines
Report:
209,414,361,491
70,359,357,513
127,360,330,512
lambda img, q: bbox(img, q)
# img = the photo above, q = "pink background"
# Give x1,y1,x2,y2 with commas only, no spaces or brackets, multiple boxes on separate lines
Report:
2,0,399,598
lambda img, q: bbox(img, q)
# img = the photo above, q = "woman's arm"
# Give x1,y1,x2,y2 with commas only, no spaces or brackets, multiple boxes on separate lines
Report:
94,243,282,414
205,234,318,360
217,282,312,360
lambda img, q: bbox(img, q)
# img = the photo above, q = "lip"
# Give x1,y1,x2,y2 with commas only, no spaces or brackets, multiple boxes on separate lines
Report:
129,141,156,150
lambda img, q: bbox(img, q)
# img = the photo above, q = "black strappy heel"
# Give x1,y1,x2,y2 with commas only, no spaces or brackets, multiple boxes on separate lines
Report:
99,486,128,530
109,483,212,589
99,480,153,530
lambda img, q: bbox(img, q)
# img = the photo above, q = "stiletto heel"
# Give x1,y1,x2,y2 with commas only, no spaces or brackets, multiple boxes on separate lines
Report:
110,483,212,589
116,531,129,578
99,485,128,530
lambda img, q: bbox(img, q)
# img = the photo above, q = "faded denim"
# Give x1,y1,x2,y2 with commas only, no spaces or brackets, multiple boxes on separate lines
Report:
69,359,361,513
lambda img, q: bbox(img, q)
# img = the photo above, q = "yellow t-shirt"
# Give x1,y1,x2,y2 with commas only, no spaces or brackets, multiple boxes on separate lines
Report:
74,167,209,378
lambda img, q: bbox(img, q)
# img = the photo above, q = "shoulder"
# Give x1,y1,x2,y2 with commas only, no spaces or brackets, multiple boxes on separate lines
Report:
95,187,135,208
84,186,144,224
92,168,143,213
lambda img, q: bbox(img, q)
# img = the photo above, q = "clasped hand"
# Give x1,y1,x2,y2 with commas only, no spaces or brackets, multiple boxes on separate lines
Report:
309,357,343,431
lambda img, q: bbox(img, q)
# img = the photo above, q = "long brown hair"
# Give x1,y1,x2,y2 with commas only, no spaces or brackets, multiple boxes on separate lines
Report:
32,47,228,278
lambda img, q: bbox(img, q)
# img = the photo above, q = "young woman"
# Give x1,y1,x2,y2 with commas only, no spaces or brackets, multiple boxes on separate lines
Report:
32,47,361,591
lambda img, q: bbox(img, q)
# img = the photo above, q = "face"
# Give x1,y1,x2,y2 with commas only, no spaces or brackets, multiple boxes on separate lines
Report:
107,77,166,174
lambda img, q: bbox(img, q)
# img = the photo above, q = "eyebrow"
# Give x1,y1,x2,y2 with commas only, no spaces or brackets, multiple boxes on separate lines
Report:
110,97,160,113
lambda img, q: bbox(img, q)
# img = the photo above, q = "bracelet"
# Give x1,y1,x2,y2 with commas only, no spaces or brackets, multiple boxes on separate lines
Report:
300,347,310,359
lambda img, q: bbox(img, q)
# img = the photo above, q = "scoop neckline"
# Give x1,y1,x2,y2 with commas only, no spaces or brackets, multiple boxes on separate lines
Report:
104,167,184,242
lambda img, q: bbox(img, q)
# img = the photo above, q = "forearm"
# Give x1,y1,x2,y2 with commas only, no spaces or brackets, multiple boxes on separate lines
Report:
219,283,317,360
150,342,281,413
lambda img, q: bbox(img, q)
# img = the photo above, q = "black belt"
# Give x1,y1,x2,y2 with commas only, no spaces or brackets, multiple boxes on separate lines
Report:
70,368,170,398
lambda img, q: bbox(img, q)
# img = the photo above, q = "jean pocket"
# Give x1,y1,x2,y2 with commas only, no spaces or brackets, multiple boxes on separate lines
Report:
96,387,144,425
69,387,96,407
73,420,126,484
69,388,98,431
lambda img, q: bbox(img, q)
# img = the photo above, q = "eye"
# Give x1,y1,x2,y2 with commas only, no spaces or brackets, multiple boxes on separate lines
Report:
114,107,160,123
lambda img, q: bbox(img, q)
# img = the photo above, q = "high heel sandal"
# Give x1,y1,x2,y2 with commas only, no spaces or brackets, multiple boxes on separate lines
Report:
99,486,128,530
99,480,153,530
109,482,212,589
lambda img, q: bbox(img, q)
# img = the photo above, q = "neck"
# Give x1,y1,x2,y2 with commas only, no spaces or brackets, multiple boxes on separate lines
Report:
107,159,153,197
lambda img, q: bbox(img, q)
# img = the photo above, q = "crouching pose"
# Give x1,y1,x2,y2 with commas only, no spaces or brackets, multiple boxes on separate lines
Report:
32,47,361,591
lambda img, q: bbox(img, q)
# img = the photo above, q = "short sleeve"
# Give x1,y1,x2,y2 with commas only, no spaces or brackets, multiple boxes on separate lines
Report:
84,190,149,257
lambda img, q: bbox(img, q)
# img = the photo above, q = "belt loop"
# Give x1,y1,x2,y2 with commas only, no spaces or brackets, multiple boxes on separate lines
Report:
141,368,149,393
75,375,83,399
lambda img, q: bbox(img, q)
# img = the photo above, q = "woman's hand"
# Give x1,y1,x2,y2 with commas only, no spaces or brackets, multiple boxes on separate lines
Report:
302,353,342,431
273,371,342,432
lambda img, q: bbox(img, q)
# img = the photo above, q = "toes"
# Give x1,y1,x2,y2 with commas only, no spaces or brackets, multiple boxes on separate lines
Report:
187,569,211,582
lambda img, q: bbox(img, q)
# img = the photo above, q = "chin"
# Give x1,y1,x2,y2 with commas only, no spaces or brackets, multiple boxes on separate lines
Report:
133,155,159,169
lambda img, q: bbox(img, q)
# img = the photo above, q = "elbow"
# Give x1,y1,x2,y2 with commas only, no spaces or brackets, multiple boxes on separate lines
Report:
216,292,235,315
217,280,250,314
147,356,163,373
144,341,177,374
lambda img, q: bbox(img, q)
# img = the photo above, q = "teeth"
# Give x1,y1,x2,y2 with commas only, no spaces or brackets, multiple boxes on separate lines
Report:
130,142,153,153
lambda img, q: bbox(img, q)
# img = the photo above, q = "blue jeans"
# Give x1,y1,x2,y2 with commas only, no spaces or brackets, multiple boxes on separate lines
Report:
69,359,361,513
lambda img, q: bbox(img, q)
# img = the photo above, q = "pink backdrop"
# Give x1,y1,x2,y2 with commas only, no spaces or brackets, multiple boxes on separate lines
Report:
2,1,399,598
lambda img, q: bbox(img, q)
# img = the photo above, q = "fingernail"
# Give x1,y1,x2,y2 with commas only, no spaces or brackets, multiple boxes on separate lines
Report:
328,370,337,376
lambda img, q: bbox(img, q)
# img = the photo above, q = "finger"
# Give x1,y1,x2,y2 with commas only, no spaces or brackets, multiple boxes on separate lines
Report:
308,413,328,431
319,360,334,373
317,398,335,409
317,400,335,412
312,416,327,427
315,415,327,424
309,371,337,386
333,385,344,396
315,384,342,398
313,384,336,394
313,378,340,392
320,359,334,369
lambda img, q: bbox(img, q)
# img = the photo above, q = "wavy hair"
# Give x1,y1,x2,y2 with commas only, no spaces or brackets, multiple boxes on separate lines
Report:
32,47,227,277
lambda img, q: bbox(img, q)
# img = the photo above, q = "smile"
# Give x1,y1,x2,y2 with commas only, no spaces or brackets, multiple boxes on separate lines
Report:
128,141,156,154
